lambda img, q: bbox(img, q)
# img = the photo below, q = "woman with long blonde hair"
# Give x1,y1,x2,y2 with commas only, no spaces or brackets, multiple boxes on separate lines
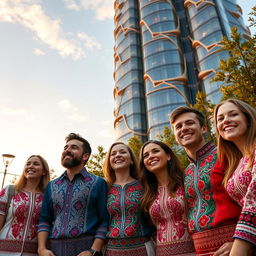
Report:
103,142,154,256
214,99,256,255
0,155,50,256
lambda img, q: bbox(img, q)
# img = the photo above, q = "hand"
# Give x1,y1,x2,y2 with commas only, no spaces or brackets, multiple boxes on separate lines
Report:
38,248,55,256
213,242,233,256
77,250,93,256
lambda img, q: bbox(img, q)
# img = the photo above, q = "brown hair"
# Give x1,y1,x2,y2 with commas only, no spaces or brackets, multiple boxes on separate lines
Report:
103,142,140,186
139,140,184,215
214,99,256,186
15,155,50,193
170,106,206,127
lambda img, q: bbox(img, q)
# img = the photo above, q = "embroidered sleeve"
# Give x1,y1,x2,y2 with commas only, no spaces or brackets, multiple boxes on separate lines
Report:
0,186,10,216
38,182,54,233
234,151,256,245
94,179,109,240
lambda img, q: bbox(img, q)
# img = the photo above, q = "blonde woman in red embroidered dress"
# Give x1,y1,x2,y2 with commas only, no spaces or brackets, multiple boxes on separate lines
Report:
139,140,195,256
0,155,50,256
214,99,256,256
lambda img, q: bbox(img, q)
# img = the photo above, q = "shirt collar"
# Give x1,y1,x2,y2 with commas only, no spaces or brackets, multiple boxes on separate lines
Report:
59,167,89,180
188,141,215,163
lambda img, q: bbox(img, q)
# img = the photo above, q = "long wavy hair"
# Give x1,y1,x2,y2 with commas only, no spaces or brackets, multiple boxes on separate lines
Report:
103,142,140,186
214,99,256,186
139,140,184,215
15,155,50,193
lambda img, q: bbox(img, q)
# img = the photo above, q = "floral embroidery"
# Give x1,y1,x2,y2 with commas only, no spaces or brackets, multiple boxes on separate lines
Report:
0,186,43,254
107,181,148,238
227,150,256,245
184,142,217,232
150,186,191,243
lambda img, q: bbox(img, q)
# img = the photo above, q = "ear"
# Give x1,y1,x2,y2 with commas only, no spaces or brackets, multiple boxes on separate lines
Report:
201,125,208,135
167,154,171,161
83,153,90,162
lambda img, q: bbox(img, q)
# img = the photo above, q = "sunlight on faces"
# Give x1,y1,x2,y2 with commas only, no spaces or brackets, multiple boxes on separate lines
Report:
24,156,45,181
216,102,248,147
143,143,171,175
61,140,88,168
109,144,132,172
172,112,207,149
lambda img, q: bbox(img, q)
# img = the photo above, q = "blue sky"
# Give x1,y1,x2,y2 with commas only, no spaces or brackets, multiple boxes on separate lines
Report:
0,0,254,182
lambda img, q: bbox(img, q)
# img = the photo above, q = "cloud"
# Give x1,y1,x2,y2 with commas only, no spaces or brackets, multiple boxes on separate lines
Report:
57,99,88,122
0,0,102,59
78,33,101,50
64,0,114,20
33,48,45,56
0,104,27,116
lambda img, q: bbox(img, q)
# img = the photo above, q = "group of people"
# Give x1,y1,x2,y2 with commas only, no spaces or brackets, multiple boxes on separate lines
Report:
0,98,255,256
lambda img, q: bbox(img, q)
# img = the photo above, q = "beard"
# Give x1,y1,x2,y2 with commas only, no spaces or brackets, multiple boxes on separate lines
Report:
62,153,84,168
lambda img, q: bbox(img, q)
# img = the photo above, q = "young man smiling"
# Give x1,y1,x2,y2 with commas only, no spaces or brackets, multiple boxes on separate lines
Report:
170,106,241,256
38,133,109,256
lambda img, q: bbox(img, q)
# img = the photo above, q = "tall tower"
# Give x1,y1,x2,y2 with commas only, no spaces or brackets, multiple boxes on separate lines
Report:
113,0,249,142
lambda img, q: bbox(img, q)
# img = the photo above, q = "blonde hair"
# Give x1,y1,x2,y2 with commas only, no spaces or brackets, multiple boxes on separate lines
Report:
214,99,256,185
103,142,140,186
15,155,50,192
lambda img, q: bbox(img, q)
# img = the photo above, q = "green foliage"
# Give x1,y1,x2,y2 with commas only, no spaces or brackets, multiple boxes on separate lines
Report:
86,146,106,177
127,136,143,160
212,25,256,108
248,6,256,27
192,91,216,144
157,126,189,169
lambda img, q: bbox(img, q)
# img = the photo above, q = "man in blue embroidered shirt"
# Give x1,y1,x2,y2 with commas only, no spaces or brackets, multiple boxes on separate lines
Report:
38,133,109,256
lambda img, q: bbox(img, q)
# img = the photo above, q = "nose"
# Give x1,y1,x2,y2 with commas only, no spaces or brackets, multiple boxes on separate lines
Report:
181,124,189,132
223,115,231,123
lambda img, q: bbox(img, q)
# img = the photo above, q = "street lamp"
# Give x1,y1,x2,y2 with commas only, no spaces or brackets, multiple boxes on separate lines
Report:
1,154,15,189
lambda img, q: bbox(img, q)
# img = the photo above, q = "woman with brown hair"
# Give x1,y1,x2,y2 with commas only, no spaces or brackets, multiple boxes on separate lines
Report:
139,140,195,256
0,155,50,256
103,142,154,256
214,99,256,255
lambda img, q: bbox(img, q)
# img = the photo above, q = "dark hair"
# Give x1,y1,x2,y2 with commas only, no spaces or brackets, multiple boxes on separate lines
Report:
170,106,206,127
103,142,140,186
139,140,184,214
65,133,91,155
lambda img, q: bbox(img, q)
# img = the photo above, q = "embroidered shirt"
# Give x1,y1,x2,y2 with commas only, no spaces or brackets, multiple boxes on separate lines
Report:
106,180,152,238
0,185,43,255
226,150,256,245
185,142,241,233
150,186,192,243
38,168,109,240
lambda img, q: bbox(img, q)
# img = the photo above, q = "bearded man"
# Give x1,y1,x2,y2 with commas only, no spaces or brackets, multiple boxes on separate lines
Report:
38,133,109,256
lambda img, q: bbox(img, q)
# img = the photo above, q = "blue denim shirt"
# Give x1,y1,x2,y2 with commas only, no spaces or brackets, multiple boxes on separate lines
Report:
38,168,109,240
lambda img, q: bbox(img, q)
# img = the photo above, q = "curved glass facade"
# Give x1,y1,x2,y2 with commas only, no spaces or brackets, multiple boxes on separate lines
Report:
113,0,249,142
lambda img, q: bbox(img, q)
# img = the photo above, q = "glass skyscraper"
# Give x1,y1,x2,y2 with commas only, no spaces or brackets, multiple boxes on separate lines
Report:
113,0,249,142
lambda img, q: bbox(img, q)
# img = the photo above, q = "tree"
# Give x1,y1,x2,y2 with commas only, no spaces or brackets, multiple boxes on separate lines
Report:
127,136,143,160
86,146,107,177
192,91,216,143
157,126,189,169
212,11,256,108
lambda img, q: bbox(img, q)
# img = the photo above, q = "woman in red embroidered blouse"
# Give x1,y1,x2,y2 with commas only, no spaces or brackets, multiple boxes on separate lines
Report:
139,140,195,256
215,99,256,256
0,155,50,256
103,142,154,256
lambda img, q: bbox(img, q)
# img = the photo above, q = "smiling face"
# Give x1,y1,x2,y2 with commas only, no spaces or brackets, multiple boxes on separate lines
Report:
61,139,89,168
216,102,248,148
142,143,170,175
109,144,132,172
172,112,207,151
24,156,45,181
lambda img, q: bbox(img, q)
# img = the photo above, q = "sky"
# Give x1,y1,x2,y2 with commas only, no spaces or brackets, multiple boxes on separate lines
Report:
0,0,255,184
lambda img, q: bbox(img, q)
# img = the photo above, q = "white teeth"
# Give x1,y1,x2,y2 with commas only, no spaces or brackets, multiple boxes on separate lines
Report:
224,126,234,131
182,134,192,139
149,160,158,165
